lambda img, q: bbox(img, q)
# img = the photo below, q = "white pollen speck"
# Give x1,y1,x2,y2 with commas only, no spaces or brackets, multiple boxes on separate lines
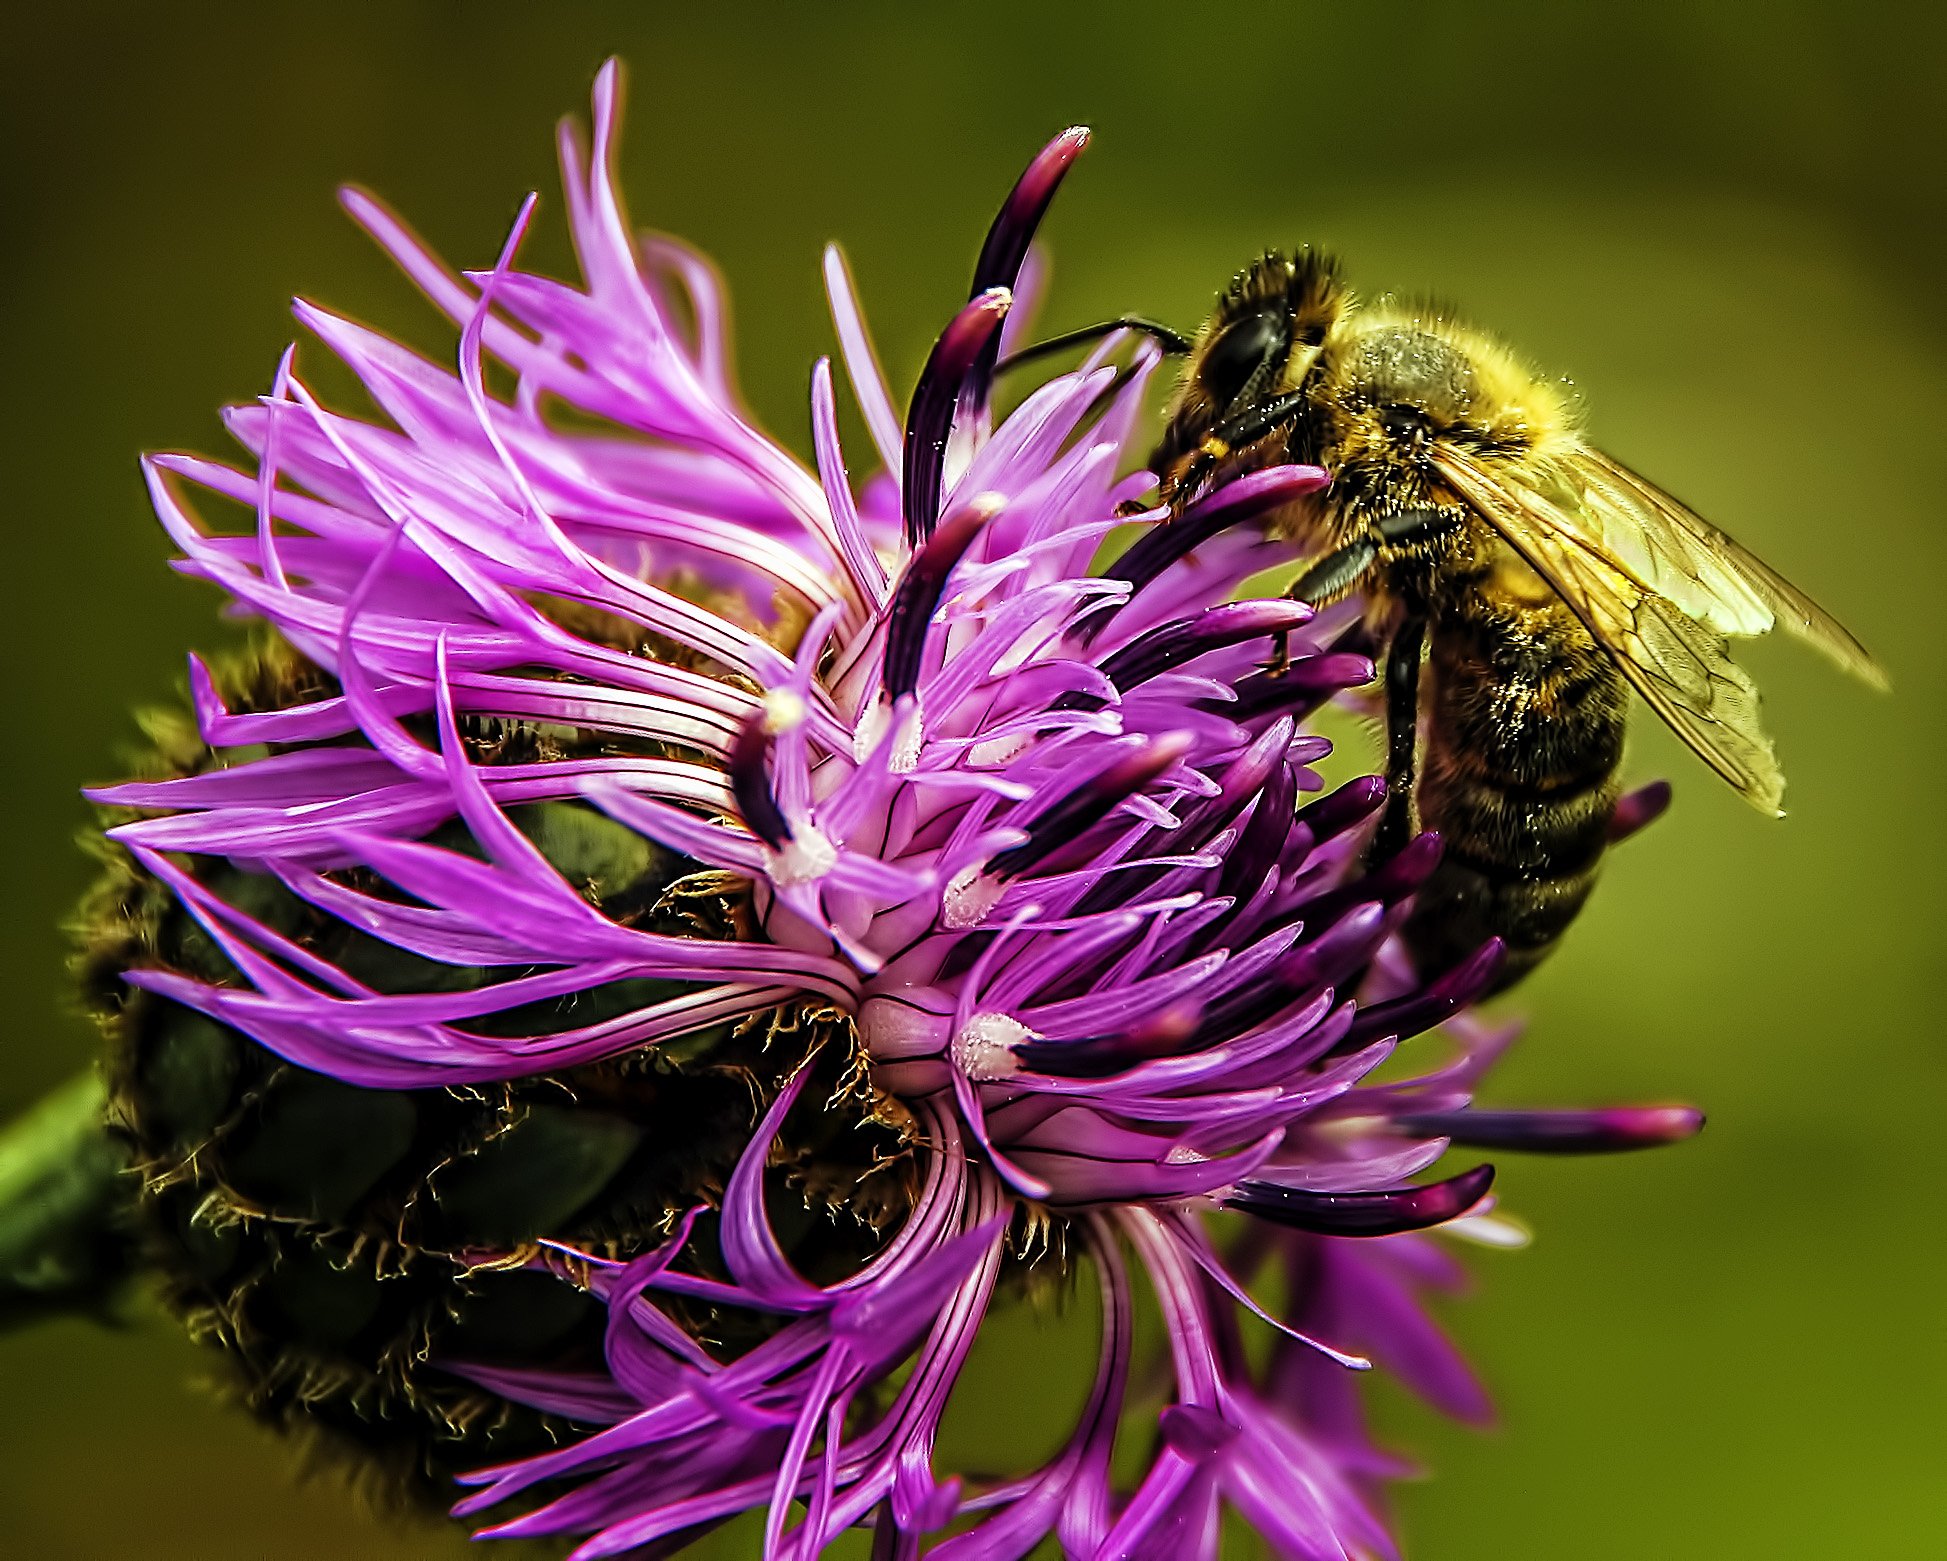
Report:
968,731,1031,768
761,688,807,735
854,696,922,772
767,823,837,886
852,700,888,762
953,1012,1032,1080
969,490,1008,518
888,704,922,772
942,864,1004,929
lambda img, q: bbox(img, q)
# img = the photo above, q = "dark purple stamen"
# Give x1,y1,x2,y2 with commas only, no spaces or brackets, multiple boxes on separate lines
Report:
990,733,1193,881
728,715,790,849
1294,773,1389,844
965,127,1089,403
1191,907,1381,1048
1081,726,1296,921
871,1505,900,1561
1079,465,1331,642
1188,902,1385,1049
1216,652,1377,723
1184,983,1328,1065
1059,600,1314,715
1269,901,1390,998
1335,939,1506,1052
1298,829,1442,932
901,289,1011,548
883,500,994,700
1217,756,1296,906
1159,1404,1237,1461
1014,1005,1201,1079
1395,1105,1704,1154
1104,600,1314,691
1227,1163,1495,1237
1608,779,1673,844
971,127,1089,299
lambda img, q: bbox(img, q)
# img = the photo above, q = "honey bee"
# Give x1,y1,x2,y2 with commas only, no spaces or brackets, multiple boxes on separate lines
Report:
1105,250,1884,989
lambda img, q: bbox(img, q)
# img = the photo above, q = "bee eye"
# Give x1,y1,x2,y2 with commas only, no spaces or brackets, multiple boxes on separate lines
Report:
1200,309,1288,410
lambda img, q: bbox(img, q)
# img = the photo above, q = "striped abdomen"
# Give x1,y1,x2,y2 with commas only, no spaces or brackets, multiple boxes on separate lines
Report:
1403,586,1629,990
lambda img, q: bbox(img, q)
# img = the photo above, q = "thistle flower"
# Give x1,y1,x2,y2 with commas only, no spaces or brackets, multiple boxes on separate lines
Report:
84,62,1703,1559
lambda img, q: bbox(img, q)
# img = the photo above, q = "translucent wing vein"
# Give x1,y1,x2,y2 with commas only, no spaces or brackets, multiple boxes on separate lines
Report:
1435,445,1788,813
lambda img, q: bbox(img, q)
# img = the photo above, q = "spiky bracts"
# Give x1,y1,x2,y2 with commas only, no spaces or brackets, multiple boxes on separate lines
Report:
80,640,911,1500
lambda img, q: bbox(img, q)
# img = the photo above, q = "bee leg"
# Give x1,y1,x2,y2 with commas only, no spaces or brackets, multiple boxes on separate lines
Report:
1289,537,1380,605
996,316,1194,373
1172,390,1311,501
1374,506,1458,545
1373,614,1427,863
1265,537,1382,675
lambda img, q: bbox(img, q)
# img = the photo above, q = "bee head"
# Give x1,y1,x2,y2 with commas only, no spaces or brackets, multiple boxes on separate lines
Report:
1191,249,1346,414
1315,306,1570,526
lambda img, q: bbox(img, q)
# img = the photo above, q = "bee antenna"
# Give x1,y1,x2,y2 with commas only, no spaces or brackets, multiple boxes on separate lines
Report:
994,316,1193,374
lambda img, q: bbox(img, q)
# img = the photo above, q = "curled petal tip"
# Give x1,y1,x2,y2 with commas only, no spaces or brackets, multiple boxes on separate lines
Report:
1229,1163,1495,1237
1608,780,1673,844
1290,773,1389,845
1341,938,1504,1050
902,291,1012,546
971,127,1089,300
1346,773,1389,807
728,716,790,849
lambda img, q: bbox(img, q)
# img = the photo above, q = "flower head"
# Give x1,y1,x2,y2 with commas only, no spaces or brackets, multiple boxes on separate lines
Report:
94,62,1701,1559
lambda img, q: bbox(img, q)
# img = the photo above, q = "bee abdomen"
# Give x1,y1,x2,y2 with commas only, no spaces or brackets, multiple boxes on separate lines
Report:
1404,606,1629,987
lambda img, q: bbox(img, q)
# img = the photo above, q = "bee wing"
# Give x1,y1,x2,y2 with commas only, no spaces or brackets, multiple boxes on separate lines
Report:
1571,449,1886,689
1434,445,1787,813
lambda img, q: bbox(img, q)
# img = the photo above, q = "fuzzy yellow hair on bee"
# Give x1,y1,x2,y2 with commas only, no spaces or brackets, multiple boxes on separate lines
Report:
1142,248,1883,990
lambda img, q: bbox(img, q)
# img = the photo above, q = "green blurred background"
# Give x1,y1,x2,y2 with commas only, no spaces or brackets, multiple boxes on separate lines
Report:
3,2,1942,1555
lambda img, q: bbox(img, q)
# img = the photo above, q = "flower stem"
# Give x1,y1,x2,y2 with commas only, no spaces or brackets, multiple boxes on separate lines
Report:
0,1071,132,1331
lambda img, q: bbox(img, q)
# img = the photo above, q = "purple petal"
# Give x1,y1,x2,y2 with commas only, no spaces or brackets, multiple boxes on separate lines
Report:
1229,1164,1496,1237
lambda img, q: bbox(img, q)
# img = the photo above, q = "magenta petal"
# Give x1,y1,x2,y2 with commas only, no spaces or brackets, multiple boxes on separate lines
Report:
901,289,1011,546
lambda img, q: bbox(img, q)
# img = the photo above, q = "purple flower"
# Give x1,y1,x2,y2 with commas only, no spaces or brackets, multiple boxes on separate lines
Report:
97,62,1703,1561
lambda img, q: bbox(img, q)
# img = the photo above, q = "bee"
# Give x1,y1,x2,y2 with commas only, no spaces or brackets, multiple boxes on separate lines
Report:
1094,250,1884,989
